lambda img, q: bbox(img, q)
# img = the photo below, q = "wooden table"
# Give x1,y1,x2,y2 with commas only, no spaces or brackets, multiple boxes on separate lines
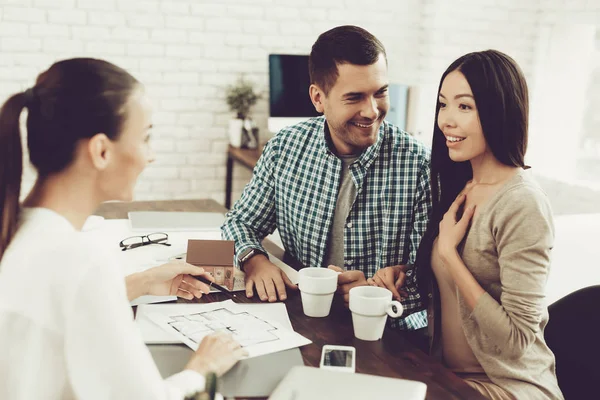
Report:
225,145,261,209
95,199,485,400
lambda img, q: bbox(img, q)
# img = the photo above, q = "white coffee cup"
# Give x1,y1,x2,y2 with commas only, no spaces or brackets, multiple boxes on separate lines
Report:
298,267,339,317
349,286,404,341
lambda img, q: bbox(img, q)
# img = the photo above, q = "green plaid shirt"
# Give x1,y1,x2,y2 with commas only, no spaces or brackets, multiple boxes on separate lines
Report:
222,116,431,330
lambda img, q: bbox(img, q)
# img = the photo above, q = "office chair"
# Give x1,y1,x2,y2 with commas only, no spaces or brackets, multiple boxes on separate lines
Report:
545,285,600,399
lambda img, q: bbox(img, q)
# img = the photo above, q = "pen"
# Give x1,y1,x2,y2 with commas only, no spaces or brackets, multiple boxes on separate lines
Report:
205,372,217,400
192,275,236,298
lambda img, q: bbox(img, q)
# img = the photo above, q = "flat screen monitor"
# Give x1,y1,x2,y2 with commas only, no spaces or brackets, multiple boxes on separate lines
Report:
268,54,320,133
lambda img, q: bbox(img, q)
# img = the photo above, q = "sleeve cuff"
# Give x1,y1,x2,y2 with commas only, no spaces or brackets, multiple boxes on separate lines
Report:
165,370,206,397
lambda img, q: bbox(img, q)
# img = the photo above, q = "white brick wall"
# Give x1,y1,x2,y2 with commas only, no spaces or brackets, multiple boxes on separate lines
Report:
0,0,598,206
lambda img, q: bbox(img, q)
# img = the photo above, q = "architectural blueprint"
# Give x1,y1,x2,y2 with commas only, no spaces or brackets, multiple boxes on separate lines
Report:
145,300,311,358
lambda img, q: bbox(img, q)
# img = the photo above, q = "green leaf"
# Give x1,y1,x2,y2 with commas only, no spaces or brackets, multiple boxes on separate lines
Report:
225,76,261,119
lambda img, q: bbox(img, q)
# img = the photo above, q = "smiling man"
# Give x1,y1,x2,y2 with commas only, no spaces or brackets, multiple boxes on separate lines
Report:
222,25,431,330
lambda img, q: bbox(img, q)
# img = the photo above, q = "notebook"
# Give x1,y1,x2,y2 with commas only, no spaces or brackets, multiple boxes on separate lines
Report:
269,366,427,400
127,211,225,232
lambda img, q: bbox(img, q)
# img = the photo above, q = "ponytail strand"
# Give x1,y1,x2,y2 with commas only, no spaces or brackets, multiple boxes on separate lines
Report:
0,92,27,261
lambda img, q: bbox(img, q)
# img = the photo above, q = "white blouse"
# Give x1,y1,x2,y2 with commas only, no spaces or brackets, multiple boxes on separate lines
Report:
0,208,205,399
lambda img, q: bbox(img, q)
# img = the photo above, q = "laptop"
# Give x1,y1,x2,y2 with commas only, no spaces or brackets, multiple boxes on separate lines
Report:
149,345,304,397
269,366,427,400
128,211,225,232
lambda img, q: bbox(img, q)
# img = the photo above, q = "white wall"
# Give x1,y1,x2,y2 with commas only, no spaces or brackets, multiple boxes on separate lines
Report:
0,0,423,203
0,0,598,205
528,24,595,181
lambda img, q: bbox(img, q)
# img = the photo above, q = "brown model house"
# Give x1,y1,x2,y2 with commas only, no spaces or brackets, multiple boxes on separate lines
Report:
186,239,235,290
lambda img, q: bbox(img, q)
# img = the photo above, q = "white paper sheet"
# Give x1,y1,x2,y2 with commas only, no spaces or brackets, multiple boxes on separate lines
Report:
130,295,177,306
268,252,299,284
81,218,299,301
142,300,311,358
136,302,294,344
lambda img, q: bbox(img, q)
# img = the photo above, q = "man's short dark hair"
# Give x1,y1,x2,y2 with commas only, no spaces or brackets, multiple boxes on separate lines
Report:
309,25,387,95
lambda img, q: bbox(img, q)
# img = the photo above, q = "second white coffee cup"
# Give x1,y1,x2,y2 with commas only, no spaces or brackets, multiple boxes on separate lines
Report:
298,267,339,317
349,286,404,341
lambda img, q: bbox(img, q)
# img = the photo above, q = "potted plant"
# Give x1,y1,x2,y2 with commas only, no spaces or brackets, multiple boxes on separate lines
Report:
225,76,261,149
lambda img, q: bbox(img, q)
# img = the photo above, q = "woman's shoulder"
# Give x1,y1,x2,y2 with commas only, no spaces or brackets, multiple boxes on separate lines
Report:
491,170,552,217
4,222,113,281
485,171,554,243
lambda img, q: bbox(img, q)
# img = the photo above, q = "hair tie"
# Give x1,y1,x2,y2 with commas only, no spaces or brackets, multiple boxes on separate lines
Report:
23,87,35,107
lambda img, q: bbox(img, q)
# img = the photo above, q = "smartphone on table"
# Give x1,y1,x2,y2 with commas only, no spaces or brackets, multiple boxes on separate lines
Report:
319,345,356,373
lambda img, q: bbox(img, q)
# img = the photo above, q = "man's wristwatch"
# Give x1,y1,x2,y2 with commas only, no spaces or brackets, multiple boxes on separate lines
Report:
238,248,266,270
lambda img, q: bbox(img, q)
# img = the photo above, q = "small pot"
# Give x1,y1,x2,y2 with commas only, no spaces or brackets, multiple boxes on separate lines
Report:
228,118,244,147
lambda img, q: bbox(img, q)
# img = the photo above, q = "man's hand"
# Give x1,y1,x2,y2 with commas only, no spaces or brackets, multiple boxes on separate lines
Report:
366,265,409,301
243,254,297,302
327,265,368,304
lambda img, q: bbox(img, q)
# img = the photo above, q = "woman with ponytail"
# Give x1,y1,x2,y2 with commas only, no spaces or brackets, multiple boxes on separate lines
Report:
0,58,246,399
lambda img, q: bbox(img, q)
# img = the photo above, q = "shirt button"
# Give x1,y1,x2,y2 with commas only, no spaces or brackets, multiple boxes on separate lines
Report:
346,222,352,228
345,260,353,266
428,293,433,299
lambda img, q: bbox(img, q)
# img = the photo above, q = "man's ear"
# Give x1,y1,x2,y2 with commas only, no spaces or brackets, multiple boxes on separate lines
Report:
309,84,325,114
87,133,112,171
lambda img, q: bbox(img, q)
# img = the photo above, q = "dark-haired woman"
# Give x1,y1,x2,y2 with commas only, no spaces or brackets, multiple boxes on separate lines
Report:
0,58,246,399
369,50,563,399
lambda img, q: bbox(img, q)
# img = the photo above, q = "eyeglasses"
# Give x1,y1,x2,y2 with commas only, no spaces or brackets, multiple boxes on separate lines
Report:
119,232,171,251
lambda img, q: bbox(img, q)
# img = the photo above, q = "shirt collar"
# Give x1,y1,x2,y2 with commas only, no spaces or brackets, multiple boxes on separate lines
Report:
19,207,77,233
318,116,386,169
